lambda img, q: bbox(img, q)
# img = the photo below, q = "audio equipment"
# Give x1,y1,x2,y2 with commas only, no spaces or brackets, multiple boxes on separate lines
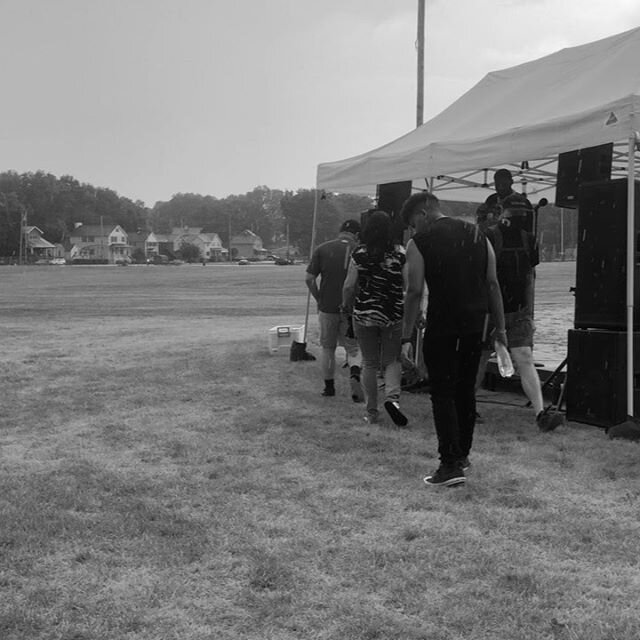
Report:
555,143,613,208
574,179,640,330
566,329,640,427
376,181,413,244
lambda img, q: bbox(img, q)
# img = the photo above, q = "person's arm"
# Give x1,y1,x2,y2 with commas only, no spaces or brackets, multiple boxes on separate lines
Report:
305,271,319,302
305,250,320,302
402,239,425,341
341,259,358,312
485,238,507,346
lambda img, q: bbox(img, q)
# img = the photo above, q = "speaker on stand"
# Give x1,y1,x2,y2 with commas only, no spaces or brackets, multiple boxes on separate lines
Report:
566,178,640,426
555,143,613,209
376,181,413,245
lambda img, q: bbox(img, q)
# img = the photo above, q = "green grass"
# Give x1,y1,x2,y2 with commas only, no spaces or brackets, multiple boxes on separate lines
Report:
1,262,639,640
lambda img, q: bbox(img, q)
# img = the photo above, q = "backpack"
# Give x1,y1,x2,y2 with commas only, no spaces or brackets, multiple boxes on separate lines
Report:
489,225,534,312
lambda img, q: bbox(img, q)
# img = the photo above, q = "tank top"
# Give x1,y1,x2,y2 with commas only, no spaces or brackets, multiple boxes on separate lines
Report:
412,217,488,336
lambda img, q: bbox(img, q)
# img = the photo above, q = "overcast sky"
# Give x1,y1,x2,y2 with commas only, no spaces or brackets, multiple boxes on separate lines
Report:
1,0,639,206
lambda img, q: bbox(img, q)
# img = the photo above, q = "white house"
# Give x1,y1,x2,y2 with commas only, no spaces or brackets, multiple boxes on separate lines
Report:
69,224,131,263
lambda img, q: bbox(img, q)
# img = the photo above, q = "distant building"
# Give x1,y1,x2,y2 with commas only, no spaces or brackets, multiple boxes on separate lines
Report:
127,231,148,258
230,229,267,260
145,227,228,261
69,224,131,263
23,226,56,260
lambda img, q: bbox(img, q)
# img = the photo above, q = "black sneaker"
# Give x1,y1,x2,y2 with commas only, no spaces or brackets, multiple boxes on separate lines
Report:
321,387,335,397
537,406,564,432
384,400,408,427
424,465,466,487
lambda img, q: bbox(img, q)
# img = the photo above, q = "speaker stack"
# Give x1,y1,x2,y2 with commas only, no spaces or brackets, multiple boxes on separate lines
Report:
566,177,640,427
375,181,412,245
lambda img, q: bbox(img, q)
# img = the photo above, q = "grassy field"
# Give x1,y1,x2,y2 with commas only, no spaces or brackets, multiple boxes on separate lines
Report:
1,262,639,640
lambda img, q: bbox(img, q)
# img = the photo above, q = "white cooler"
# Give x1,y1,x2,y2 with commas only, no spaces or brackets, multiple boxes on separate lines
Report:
268,324,305,354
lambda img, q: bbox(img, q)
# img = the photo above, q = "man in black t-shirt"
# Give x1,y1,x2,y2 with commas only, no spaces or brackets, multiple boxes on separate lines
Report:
476,169,533,233
401,192,506,487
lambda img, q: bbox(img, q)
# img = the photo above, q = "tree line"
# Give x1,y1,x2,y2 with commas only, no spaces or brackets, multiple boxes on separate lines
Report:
0,170,575,258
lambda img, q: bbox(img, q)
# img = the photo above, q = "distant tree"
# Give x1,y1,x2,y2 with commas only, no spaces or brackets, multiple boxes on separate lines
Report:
179,242,201,263
0,192,25,257
0,171,149,256
280,189,373,256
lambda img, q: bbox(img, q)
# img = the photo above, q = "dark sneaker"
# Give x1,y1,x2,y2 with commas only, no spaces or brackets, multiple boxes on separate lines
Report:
537,406,564,432
321,387,335,397
384,400,408,427
350,377,364,403
460,457,471,471
424,465,466,487
364,411,379,425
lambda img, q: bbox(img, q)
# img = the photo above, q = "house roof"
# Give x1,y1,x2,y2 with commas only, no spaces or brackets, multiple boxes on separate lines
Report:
127,232,148,243
232,229,260,240
71,224,120,236
27,236,56,249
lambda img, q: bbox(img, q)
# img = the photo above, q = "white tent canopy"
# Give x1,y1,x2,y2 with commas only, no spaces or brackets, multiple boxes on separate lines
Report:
317,27,640,201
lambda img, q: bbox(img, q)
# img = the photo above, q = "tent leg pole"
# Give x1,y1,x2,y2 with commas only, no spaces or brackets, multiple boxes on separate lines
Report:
302,188,320,344
626,134,636,417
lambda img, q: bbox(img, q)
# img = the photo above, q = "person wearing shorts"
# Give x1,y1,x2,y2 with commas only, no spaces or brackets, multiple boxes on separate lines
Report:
480,194,564,432
306,220,363,400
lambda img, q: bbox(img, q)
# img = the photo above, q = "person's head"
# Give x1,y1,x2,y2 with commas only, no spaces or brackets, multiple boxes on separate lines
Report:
359,209,393,256
340,219,361,237
494,168,513,198
500,193,531,229
400,191,441,232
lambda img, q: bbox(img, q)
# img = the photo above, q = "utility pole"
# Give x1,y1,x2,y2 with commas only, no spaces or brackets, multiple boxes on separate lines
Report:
416,0,425,128
19,208,27,265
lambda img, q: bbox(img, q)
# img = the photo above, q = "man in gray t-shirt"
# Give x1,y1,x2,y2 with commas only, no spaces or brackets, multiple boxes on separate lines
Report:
306,219,363,400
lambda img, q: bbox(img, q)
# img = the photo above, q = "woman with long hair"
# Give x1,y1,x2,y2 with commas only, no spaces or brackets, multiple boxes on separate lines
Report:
342,210,408,425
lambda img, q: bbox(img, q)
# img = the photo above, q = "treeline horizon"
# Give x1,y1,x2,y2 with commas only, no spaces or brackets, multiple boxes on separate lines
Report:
0,170,576,257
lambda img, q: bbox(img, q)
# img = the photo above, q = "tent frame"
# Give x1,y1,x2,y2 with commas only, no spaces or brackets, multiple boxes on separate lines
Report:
426,141,634,199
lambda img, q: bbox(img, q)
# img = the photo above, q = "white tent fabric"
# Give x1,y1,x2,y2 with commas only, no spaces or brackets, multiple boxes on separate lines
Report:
317,27,640,193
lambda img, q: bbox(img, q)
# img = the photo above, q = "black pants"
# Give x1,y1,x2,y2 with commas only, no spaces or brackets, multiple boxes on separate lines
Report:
423,332,482,466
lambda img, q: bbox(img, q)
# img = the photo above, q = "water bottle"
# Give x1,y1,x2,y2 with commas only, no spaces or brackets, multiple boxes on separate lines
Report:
494,340,515,377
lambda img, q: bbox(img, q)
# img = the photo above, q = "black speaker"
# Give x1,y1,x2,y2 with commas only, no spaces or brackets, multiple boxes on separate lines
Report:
574,179,640,330
566,329,640,427
377,181,412,244
555,143,613,208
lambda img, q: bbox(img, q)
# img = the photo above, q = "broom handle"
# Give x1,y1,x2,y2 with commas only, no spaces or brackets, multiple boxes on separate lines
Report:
302,189,320,343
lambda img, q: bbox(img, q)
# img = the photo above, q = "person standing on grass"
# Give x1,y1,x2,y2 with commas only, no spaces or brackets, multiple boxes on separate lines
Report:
305,219,364,401
474,169,533,423
479,194,565,432
401,192,507,487
342,210,408,426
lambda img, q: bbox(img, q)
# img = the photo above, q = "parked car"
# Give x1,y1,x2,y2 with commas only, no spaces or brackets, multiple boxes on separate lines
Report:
147,254,169,265
238,258,250,265
274,257,294,265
